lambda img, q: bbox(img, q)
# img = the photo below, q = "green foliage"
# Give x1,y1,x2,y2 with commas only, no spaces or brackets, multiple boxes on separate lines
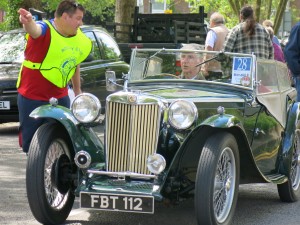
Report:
41,0,114,21
184,0,285,29
2,0,22,31
0,0,115,31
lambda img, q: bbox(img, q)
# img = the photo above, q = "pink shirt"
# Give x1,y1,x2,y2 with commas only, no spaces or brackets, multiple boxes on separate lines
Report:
273,42,285,63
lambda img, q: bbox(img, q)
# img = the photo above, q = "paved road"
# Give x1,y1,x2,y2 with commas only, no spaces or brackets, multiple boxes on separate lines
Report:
0,122,299,225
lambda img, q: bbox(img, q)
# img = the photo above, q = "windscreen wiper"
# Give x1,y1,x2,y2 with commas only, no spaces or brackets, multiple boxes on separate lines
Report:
195,51,226,67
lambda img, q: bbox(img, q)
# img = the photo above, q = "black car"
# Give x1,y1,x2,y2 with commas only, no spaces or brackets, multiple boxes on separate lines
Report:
25,48,300,225
0,26,129,123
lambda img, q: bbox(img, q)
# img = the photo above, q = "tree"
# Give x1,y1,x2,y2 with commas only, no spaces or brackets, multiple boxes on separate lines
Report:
0,0,116,30
114,0,136,42
3,0,22,30
186,0,289,35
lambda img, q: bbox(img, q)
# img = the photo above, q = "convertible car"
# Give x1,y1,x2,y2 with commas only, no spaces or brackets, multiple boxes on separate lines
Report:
25,48,300,225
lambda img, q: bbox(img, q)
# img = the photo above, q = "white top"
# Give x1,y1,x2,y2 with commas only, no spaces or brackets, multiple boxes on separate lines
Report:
205,30,217,48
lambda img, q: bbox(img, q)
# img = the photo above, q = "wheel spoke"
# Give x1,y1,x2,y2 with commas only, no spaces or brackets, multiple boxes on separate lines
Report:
291,131,300,190
214,147,236,223
44,140,69,209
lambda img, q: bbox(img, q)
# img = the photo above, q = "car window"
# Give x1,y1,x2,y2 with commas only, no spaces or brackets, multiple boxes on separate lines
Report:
83,31,102,60
256,60,286,127
0,32,26,63
94,31,121,60
129,49,255,89
257,61,279,94
276,62,292,92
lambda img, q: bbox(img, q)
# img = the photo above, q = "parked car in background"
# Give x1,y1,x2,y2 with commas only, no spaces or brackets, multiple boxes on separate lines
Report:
25,48,300,225
0,25,129,123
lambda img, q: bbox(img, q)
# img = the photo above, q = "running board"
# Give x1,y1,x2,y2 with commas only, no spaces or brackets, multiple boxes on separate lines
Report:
265,174,287,184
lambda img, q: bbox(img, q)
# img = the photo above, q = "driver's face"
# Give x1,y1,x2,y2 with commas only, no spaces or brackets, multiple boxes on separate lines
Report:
181,53,202,75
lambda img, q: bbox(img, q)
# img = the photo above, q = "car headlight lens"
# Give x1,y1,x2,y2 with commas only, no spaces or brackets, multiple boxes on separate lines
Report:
168,100,197,130
147,154,166,174
71,93,101,123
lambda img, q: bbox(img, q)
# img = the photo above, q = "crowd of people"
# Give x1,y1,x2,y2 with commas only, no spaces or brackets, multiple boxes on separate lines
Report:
180,5,296,93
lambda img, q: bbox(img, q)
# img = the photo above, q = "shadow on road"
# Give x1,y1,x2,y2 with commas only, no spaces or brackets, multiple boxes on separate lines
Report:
0,122,19,134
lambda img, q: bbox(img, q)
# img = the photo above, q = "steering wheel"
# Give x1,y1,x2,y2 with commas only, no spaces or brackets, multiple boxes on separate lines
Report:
144,73,179,79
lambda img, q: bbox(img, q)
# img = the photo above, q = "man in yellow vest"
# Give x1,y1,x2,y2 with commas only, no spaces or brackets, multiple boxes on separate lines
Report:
17,0,92,153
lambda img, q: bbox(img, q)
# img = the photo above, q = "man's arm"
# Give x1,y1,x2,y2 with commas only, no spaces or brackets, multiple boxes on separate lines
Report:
71,65,82,96
18,8,42,39
201,30,216,76
284,23,300,76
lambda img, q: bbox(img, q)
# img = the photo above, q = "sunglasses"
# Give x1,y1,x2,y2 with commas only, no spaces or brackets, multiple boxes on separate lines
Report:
71,2,82,8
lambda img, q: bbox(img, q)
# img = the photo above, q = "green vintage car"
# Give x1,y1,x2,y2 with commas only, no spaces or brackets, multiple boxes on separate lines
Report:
26,48,300,225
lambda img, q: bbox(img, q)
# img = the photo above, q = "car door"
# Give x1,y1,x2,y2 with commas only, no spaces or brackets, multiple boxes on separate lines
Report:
80,29,129,108
252,60,285,175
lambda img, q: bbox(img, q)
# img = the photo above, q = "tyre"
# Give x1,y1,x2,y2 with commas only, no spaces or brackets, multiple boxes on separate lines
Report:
278,129,300,202
195,132,240,225
26,122,75,225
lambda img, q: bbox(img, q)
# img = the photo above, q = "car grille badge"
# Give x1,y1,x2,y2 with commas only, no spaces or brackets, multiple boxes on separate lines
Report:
127,94,137,104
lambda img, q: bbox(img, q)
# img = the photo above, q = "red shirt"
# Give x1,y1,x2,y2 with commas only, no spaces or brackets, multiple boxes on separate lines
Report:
18,25,68,101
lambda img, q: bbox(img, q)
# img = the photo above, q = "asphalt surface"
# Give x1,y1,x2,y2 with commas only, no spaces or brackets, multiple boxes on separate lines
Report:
1,122,300,225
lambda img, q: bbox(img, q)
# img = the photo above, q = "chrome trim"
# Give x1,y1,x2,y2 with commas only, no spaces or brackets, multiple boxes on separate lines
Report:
3,90,17,94
87,170,157,179
168,99,198,130
105,93,165,175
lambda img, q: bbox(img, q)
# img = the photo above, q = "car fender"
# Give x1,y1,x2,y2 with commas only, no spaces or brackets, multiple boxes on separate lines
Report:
280,102,300,175
164,113,259,183
30,105,104,162
200,113,243,129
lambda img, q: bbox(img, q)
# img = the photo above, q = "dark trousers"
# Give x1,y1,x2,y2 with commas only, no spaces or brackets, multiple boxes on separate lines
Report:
17,94,70,153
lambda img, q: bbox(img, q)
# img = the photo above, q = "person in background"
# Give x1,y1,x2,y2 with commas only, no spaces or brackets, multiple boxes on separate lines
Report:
223,5,273,59
17,0,92,153
201,12,229,80
284,21,300,101
262,19,281,46
180,43,205,80
265,26,285,62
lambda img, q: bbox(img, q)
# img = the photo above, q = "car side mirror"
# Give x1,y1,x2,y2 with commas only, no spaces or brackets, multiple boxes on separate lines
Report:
106,70,117,92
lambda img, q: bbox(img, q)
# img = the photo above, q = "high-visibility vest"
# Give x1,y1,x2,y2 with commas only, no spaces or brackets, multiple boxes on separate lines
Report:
17,20,92,88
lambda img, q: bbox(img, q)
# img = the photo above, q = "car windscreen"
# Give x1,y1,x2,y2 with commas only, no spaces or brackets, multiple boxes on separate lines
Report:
0,32,26,63
128,49,255,89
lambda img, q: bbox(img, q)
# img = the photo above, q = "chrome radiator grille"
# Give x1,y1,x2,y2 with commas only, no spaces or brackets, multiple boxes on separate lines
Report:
106,101,161,175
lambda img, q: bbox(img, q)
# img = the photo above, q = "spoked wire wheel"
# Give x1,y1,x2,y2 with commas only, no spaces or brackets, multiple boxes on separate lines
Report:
278,129,300,202
44,138,71,210
26,123,75,225
195,132,239,225
290,130,300,191
214,147,236,223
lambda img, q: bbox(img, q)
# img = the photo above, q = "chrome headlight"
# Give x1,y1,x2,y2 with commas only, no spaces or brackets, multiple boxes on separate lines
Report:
147,154,166,174
71,93,101,123
168,100,197,130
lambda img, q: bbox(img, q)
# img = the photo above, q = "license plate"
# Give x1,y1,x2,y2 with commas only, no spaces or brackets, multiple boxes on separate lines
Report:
0,101,10,110
80,192,154,214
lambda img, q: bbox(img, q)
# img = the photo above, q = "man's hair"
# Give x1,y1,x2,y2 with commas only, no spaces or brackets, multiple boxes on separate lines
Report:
181,43,204,51
265,26,274,39
210,12,225,25
262,20,274,28
240,5,256,37
55,0,85,18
